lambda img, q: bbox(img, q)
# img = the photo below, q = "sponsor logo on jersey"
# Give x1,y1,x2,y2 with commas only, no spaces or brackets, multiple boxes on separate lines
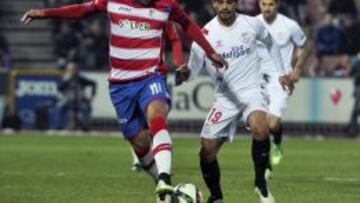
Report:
118,19,150,31
220,45,251,59
118,6,132,12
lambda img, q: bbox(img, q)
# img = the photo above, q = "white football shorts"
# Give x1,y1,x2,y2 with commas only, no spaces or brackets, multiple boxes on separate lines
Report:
200,87,268,141
265,73,290,118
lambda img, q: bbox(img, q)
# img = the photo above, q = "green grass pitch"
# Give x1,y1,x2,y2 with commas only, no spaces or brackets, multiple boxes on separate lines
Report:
0,132,359,203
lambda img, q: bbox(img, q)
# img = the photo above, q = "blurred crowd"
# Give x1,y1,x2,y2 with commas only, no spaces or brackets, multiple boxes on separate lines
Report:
0,34,11,69
44,0,109,70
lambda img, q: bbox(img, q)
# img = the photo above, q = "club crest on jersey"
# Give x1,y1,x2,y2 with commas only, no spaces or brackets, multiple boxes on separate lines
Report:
118,19,150,31
241,32,254,45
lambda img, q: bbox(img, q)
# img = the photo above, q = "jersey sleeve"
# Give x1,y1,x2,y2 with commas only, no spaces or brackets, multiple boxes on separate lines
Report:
290,21,307,47
43,0,106,18
169,1,216,57
164,22,178,41
252,18,271,44
164,23,184,67
188,42,206,80
252,18,286,74
257,41,277,75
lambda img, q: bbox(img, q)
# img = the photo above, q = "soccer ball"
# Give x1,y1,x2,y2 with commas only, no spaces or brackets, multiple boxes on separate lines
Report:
172,183,204,203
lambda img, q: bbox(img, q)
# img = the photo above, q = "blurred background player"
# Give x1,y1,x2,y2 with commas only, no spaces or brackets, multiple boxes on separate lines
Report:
346,57,360,137
131,21,184,172
55,61,97,131
176,0,292,202
257,0,311,168
21,0,227,201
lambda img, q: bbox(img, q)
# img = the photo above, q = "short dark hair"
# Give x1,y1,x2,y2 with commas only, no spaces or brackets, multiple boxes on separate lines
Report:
260,0,279,3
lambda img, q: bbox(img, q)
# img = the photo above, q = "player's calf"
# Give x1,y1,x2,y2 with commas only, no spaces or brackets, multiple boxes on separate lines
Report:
130,133,158,182
200,138,225,202
268,115,283,146
248,111,272,198
147,101,172,183
268,115,284,166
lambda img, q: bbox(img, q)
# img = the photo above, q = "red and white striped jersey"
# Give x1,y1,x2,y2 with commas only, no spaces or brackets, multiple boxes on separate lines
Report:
43,0,215,81
91,0,185,82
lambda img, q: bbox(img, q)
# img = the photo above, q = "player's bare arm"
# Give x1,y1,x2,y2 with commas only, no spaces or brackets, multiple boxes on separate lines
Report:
290,40,312,83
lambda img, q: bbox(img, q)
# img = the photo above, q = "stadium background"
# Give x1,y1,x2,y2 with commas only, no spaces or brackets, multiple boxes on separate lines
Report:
0,1,360,203
1,0,360,136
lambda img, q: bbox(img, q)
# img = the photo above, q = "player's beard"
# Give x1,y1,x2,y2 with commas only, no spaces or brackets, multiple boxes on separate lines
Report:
135,0,154,5
263,11,276,22
218,12,236,26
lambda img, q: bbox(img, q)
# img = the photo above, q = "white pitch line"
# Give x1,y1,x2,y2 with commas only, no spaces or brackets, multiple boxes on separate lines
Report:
324,177,360,183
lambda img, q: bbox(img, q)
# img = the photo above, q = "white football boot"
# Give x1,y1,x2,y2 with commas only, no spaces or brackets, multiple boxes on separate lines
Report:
255,187,275,203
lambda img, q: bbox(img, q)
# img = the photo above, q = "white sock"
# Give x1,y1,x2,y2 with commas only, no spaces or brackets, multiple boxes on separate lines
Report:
151,129,172,175
130,147,140,165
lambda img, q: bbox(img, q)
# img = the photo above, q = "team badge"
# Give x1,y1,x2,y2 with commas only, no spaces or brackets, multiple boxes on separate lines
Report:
241,32,254,45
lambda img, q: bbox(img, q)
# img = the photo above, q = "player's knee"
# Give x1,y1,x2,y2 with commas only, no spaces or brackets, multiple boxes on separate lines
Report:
269,122,281,134
133,145,150,158
130,129,151,146
131,136,151,158
251,124,269,141
268,116,281,132
147,101,168,121
199,145,217,163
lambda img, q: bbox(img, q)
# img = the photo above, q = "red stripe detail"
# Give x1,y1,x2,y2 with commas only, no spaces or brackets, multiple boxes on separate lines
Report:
107,72,156,83
142,159,156,170
150,116,167,136
110,57,159,71
109,13,164,30
110,35,161,49
152,143,172,156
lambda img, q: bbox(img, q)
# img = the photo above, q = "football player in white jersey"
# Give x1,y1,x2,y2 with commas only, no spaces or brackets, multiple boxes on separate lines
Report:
176,0,293,202
257,0,311,167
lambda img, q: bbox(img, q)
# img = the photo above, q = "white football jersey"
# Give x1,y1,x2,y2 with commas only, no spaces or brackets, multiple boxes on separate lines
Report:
257,13,307,73
188,14,274,95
